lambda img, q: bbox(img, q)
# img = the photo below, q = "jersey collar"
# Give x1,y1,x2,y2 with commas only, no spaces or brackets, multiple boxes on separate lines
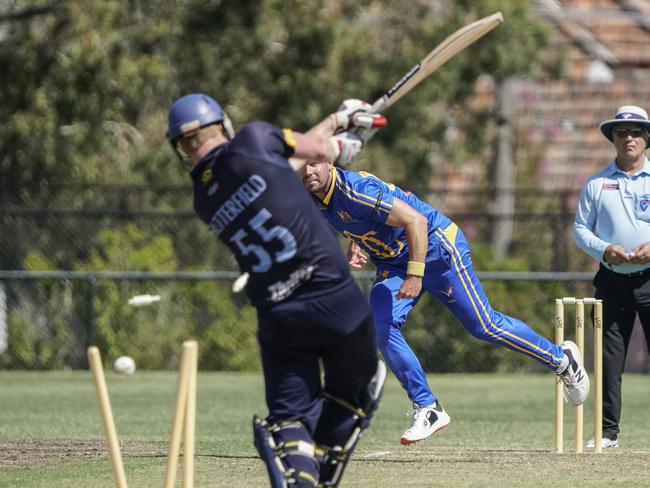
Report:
321,166,338,206
189,143,226,178
609,156,650,176
641,157,650,175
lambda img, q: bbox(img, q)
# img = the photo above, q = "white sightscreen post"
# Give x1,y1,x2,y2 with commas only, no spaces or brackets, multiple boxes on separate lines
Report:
0,281,6,353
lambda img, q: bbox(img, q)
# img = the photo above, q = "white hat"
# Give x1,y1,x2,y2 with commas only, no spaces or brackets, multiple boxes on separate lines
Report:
599,105,650,142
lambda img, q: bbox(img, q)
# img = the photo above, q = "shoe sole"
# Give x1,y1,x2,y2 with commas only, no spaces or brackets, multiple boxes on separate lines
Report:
587,442,619,449
562,372,590,406
400,422,450,445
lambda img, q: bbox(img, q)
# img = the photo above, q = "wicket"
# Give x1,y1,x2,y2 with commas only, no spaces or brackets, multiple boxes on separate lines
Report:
88,340,199,488
88,346,128,488
164,340,198,488
554,297,603,453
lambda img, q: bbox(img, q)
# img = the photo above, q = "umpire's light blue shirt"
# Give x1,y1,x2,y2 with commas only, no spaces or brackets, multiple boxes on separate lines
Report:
574,157,650,274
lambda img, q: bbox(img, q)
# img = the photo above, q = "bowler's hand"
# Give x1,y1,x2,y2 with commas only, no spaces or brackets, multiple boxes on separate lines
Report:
347,241,368,268
604,244,630,265
628,242,650,264
396,276,422,300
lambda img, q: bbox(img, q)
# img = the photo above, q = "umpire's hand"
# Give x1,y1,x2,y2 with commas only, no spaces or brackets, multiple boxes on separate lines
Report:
604,244,630,264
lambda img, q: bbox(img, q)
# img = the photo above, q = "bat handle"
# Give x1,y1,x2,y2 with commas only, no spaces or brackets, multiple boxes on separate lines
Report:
350,97,387,145
369,97,386,114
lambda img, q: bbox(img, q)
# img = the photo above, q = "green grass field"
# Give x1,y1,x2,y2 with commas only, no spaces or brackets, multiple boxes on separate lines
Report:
1,370,648,487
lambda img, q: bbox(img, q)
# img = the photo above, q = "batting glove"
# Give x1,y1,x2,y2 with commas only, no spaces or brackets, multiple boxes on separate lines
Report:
329,131,364,167
330,99,388,133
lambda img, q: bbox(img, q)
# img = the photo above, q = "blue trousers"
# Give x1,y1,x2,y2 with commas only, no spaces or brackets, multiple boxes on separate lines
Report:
370,223,564,407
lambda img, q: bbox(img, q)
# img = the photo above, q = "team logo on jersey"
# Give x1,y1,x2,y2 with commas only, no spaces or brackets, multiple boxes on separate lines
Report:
201,169,213,185
640,195,650,211
380,270,390,280
337,211,353,223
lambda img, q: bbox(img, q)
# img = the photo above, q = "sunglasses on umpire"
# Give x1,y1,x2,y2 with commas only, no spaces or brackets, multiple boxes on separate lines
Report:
613,127,648,138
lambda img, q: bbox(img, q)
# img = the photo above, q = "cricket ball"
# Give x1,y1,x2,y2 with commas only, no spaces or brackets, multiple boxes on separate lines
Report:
113,356,136,375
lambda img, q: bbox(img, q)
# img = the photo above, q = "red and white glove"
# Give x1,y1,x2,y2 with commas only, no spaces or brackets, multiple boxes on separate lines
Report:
330,99,387,133
328,131,364,167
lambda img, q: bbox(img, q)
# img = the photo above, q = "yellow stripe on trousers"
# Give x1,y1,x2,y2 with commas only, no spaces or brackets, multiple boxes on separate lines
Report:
435,225,561,367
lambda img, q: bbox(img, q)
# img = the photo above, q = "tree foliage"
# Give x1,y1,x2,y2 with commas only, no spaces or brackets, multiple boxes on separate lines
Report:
1,0,550,191
0,0,554,371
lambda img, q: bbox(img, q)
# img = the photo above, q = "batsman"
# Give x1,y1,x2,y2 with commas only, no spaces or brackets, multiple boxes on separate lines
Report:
166,94,388,487
301,101,591,445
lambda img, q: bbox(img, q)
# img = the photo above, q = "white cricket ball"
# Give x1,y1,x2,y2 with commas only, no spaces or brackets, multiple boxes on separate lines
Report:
113,356,136,376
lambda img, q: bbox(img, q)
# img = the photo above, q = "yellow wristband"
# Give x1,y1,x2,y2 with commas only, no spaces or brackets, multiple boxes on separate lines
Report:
406,261,425,277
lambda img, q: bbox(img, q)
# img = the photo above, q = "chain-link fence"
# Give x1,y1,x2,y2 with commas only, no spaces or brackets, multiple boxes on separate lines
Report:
2,270,647,374
1,184,592,272
2,184,647,373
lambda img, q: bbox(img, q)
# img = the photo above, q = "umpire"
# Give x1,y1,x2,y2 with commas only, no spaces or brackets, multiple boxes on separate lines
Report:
574,105,650,449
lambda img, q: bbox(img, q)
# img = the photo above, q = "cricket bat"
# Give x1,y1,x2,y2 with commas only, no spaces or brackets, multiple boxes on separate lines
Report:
368,11,504,115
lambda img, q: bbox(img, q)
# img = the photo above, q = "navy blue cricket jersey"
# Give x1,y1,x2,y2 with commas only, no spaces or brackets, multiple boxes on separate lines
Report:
191,121,353,306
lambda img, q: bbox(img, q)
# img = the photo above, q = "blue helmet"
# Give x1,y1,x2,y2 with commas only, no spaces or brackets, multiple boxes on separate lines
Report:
167,93,234,141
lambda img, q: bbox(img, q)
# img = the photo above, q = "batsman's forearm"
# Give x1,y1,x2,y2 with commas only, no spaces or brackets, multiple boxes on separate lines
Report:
288,114,340,172
289,137,340,173
304,114,338,140
289,128,337,169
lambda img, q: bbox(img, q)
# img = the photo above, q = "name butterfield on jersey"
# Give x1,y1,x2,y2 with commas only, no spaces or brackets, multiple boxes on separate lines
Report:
208,174,267,237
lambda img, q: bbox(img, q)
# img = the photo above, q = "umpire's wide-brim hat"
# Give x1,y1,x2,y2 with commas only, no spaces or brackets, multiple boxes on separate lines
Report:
599,105,650,142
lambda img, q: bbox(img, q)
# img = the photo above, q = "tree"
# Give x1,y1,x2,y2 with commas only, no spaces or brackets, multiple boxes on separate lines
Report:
1,0,550,194
0,0,555,269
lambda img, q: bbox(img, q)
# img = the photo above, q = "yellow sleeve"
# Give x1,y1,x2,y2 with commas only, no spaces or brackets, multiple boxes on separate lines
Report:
282,128,297,150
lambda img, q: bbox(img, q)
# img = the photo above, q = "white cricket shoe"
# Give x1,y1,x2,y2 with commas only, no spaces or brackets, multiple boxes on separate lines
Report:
400,401,450,445
586,437,619,449
558,341,590,406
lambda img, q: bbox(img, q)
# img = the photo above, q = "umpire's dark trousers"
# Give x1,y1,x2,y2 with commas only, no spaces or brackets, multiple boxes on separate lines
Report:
593,265,650,440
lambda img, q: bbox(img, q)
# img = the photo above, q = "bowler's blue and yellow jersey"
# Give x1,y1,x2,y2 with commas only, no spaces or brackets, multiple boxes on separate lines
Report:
316,167,453,269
